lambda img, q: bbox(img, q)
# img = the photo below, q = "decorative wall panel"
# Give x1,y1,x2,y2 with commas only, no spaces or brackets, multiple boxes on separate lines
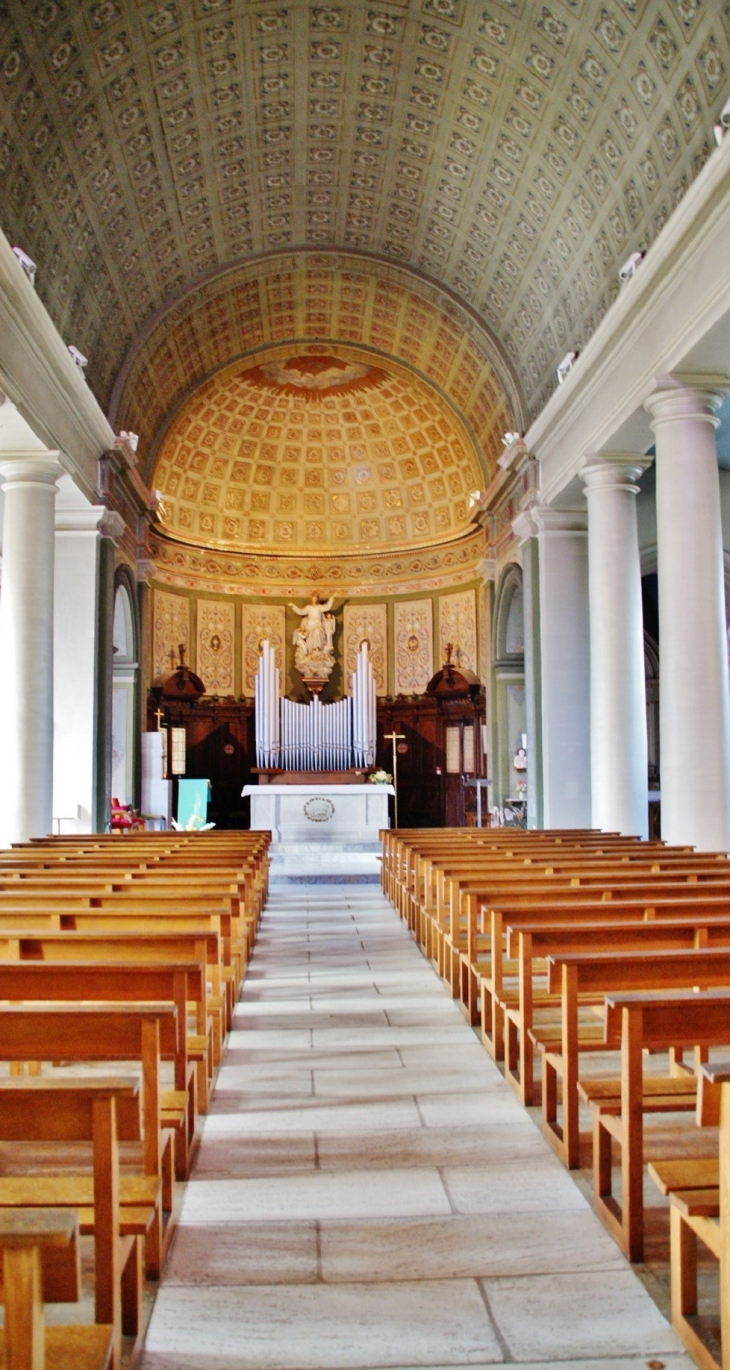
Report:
394,600,433,697
439,589,478,677
343,604,387,697
241,604,286,697
153,590,190,682
196,600,235,697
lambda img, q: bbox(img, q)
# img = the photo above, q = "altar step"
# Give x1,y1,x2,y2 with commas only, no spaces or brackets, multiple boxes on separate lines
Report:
268,840,381,884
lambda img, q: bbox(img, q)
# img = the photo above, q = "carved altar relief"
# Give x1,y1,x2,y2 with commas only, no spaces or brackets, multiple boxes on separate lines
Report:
439,588,478,676
196,599,235,695
153,589,191,681
343,603,387,696
242,604,286,696
394,599,433,695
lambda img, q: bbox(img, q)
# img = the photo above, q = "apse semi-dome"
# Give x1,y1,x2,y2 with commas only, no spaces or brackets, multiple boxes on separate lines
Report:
151,345,485,557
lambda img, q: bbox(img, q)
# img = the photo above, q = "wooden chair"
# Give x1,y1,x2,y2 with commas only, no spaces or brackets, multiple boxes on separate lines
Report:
0,1209,114,1370
647,1059,729,1370
586,988,730,1262
0,1079,145,1370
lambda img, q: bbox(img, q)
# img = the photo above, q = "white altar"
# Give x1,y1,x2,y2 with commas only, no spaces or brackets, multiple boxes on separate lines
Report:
242,783,393,843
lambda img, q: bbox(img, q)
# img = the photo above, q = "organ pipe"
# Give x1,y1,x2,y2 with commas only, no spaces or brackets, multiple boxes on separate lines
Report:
254,640,376,771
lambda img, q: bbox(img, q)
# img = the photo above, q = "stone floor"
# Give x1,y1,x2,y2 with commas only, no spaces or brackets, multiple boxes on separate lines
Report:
140,883,690,1370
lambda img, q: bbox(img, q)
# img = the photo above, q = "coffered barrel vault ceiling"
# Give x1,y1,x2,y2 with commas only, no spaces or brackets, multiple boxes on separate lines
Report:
0,0,727,431
151,344,485,555
114,251,519,477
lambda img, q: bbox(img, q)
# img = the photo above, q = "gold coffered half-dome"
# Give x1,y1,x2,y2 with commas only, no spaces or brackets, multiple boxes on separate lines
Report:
151,344,485,558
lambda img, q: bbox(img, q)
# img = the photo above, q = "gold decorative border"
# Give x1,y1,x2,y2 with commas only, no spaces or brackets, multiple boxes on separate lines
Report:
150,528,484,598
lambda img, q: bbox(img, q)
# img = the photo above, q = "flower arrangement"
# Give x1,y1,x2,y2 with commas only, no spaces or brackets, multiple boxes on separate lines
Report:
369,769,392,784
171,816,216,832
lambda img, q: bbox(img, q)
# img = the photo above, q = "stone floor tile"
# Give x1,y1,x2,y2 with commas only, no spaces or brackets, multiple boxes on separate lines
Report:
319,1210,627,1282
417,1091,537,1128
190,1134,317,1177
485,1269,680,1360
163,1222,318,1284
141,1279,504,1368
443,1161,590,1213
315,1124,548,1170
313,1068,508,1098
202,1097,423,1134
179,1167,451,1223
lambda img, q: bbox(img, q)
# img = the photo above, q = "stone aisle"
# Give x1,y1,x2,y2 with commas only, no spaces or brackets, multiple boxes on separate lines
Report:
141,883,688,1370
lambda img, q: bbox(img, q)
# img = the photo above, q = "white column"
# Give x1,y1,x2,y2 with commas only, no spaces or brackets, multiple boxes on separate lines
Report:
645,375,730,851
533,507,591,829
0,452,62,844
581,455,649,839
53,477,107,833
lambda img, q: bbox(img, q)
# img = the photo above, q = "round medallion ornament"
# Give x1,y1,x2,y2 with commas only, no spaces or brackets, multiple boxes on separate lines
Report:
303,797,335,823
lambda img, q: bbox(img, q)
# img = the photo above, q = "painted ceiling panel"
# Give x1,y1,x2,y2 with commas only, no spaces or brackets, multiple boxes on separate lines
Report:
0,0,726,427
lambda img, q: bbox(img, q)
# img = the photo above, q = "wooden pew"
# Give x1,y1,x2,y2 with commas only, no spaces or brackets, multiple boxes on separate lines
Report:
0,1209,114,1370
647,1058,729,1370
478,892,730,1080
0,1003,179,1282
0,1079,145,1369
537,947,730,1174
486,910,730,1102
0,960,202,1179
584,988,730,1262
0,920,227,1112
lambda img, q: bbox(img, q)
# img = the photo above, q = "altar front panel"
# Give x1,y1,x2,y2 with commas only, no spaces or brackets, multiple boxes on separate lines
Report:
242,784,393,842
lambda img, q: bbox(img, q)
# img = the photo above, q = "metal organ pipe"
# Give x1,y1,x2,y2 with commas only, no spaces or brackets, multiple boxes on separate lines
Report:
257,641,374,773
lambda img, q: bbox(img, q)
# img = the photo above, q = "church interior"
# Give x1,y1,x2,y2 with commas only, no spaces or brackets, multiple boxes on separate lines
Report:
1,1,730,1367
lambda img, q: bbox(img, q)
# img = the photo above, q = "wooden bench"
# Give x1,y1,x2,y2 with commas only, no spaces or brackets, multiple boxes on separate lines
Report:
0,1079,145,1370
0,1003,180,1282
647,1059,729,1370
0,960,202,1180
0,1209,113,1370
583,988,730,1262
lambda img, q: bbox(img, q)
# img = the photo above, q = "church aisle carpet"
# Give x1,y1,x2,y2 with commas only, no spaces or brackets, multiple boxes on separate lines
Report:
140,884,688,1370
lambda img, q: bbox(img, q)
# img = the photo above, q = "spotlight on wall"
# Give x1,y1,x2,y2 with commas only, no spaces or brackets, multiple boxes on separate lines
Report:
556,351,577,385
619,250,644,282
67,345,88,369
11,246,36,285
720,95,730,128
118,430,139,452
502,431,523,446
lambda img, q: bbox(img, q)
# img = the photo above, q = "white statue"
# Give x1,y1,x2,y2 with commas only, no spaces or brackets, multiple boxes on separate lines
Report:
289,592,336,681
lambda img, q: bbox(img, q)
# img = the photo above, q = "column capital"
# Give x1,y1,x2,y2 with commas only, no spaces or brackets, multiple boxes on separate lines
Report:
100,510,127,543
475,554,497,585
645,372,728,429
512,505,540,543
55,504,109,535
0,451,63,488
532,506,587,536
580,452,651,494
136,557,156,585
